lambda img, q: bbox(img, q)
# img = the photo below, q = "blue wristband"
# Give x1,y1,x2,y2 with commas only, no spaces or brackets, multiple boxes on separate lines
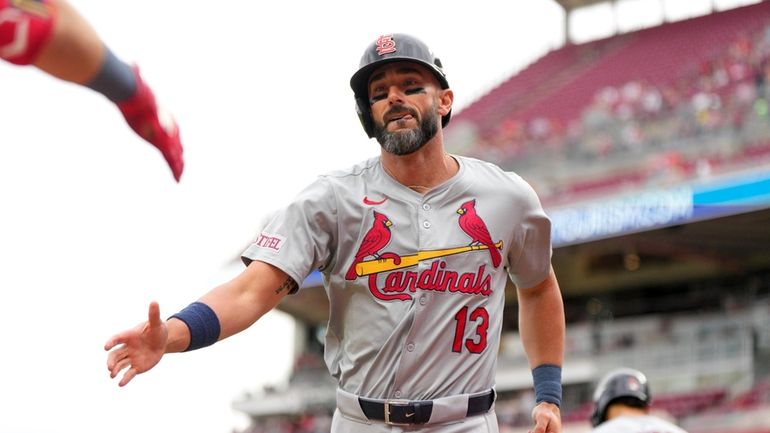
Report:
532,364,562,407
169,302,221,351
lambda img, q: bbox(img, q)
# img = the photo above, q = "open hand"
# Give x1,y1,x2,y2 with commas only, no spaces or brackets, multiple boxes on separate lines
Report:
105,302,168,386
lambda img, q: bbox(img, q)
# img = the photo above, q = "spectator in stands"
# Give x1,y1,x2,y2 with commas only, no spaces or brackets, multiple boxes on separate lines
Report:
590,367,688,433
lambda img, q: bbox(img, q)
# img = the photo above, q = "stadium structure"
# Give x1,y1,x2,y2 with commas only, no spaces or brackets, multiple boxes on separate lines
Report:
232,1,770,432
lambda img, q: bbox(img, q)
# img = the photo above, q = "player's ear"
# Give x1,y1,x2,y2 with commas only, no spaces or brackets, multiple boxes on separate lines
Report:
438,89,453,117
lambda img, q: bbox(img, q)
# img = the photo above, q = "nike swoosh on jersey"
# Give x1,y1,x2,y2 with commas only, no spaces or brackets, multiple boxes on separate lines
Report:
363,196,388,205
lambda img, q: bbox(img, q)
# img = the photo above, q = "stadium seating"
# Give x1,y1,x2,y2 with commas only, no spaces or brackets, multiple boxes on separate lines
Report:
455,1,770,133
651,389,728,418
447,1,770,204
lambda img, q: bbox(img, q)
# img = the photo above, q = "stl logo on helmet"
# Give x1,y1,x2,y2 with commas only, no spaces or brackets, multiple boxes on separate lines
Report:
375,34,396,56
627,377,641,391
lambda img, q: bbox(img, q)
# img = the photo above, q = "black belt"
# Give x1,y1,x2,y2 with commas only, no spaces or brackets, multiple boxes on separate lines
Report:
358,390,495,425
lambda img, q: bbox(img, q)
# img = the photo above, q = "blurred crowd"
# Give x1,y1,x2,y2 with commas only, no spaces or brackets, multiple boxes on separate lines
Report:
463,23,770,203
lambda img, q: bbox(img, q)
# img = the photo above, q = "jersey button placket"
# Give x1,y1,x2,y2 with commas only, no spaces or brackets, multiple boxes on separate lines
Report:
417,201,431,269
421,201,431,230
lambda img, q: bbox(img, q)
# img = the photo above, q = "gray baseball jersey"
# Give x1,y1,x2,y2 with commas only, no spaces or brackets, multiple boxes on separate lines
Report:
242,155,552,400
592,415,689,433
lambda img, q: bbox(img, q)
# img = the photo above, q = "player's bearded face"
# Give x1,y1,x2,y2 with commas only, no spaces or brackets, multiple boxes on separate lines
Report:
373,101,439,156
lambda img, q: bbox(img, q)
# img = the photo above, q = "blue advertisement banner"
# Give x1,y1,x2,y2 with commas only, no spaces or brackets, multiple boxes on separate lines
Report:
548,169,770,247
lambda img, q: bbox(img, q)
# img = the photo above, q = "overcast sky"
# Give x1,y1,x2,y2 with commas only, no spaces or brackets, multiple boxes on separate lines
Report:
0,0,759,432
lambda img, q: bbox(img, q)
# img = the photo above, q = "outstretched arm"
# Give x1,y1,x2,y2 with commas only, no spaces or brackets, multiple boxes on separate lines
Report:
517,269,565,433
1,0,184,181
104,260,294,386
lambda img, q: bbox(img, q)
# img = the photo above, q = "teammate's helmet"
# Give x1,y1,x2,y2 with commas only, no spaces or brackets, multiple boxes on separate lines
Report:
590,367,651,427
350,33,451,138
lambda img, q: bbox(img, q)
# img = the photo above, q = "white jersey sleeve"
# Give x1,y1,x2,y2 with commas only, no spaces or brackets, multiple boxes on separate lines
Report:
504,171,553,290
241,176,337,290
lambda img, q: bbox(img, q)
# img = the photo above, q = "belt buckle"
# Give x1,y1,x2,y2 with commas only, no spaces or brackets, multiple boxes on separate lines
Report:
383,399,413,426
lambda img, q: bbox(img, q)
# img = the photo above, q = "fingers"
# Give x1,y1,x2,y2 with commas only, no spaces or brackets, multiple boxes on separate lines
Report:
119,367,138,387
104,331,130,351
147,301,161,327
107,345,137,385
106,346,127,369
110,357,132,379
106,303,162,387
104,339,118,352
106,301,160,351
534,419,551,433
531,419,547,433
530,404,560,433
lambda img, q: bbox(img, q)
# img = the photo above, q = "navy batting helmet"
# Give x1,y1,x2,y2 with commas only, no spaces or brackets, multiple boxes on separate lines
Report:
350,33,451,138
590,367,651,427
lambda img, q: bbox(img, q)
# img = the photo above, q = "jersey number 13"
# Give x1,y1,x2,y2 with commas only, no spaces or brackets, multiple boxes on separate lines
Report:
452,306,489,354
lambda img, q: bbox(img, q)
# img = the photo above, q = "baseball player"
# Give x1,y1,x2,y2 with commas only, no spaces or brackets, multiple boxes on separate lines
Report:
0,0,184,181
105,33,565,433
590,367,688,433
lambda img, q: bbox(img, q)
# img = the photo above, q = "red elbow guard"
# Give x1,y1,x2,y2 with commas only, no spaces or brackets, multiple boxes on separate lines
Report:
0,0,56,65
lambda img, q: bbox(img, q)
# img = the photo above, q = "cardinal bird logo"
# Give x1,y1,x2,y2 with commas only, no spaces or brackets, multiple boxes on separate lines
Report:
345,211,394,280
457,199,502,268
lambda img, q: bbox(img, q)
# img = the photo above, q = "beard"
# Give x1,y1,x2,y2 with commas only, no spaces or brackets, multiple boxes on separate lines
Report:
373,104,440,156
